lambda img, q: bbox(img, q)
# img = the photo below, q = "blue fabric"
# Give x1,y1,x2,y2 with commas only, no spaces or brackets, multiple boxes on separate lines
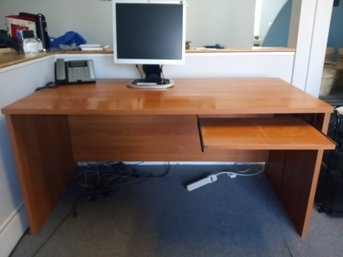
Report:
50,31,86,48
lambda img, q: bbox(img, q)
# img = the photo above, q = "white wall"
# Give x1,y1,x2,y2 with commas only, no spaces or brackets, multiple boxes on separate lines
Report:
59,52,294,82
1,0,256,47
0,0,113,46
260,0,288,42
186,0,255,47
0,0,287,49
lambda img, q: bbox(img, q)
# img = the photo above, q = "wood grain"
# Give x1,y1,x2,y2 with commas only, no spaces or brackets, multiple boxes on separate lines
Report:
266,150,324,237
1,78,333,116
5,115,77,234
199,116,335,150
69,115,201,161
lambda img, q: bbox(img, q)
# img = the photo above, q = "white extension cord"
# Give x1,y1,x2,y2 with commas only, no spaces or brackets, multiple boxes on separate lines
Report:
186,170,263,191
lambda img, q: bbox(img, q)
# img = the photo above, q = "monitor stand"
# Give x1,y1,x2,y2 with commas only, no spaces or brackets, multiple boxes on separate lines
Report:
128,65,174,89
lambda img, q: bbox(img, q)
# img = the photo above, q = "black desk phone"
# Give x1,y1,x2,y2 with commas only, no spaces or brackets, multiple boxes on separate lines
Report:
55,58,96,84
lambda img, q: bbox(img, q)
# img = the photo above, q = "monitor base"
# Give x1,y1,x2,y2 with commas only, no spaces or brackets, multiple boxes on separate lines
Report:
128,79,174,89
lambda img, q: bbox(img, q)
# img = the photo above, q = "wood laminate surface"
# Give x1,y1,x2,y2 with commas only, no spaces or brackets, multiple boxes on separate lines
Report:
0,51,52,68
2,78,332,115
200,116,335,150
0,49,112,69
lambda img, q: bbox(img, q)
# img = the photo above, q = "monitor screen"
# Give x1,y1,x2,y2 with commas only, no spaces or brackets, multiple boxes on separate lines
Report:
113,0,186,65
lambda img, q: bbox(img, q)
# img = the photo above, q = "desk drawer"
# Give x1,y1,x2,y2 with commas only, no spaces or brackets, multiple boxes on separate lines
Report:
199,116,336,151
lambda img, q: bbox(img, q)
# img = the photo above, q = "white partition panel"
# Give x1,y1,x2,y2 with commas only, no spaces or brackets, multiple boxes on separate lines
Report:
56,52,295,86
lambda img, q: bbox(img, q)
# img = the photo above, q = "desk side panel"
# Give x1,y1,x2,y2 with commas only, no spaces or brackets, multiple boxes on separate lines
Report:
5,115,76,234
266,150,322,237
265,113,331,237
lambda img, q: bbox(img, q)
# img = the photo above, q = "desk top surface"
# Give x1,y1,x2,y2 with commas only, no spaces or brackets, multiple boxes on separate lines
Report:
2,78,333,115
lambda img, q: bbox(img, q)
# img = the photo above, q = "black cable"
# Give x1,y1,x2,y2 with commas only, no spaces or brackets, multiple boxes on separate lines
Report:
160,65,166,81
8,228,29,257
30,208,73,257
138,161,171,177
135,64,143,79
9,197,79,257
34,81,58,92
75,161,170,201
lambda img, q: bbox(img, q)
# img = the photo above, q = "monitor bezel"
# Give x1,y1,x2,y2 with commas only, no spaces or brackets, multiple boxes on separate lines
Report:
112,0,186,65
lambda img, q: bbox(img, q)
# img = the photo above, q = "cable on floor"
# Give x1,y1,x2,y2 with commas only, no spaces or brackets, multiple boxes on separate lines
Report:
75,161,170,200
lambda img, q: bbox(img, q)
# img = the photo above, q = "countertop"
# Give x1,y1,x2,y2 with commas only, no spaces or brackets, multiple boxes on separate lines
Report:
0,47,295,69
0,48,53,68
0,48,113,69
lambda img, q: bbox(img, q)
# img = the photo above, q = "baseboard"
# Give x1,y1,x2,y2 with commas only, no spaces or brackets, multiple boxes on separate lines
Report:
80,161,264,166
125,161,236,166
0,203,28,257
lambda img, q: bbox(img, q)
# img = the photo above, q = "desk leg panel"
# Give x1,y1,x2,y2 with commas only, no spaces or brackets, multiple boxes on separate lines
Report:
266,150,323,237
5,115,77,234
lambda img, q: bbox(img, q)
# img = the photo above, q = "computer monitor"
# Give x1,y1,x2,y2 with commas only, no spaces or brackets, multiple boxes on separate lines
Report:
112,0,186,88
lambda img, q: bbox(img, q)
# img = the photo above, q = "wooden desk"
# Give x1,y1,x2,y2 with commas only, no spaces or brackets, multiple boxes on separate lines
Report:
1,78,335,237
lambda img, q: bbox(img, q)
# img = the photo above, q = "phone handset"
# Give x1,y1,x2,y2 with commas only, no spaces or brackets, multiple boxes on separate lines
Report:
55,58,67,83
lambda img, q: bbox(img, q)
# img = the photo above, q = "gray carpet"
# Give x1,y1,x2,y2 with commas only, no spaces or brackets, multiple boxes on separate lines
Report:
10,164,343,257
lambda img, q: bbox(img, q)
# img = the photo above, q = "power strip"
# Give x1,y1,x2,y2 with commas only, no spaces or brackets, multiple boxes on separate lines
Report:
186,175,218,191
186,170,261,191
